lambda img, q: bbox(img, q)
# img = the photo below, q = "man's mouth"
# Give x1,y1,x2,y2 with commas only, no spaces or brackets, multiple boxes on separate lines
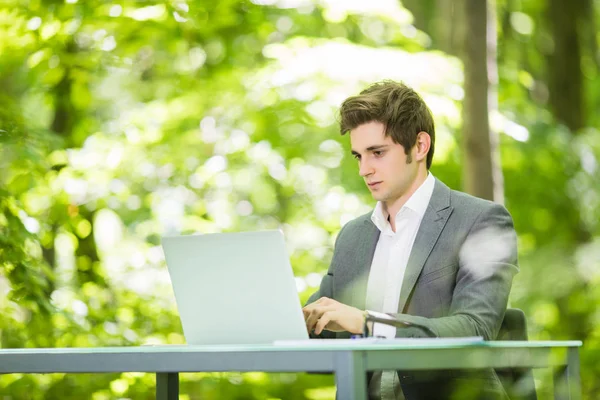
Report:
367,181,382,188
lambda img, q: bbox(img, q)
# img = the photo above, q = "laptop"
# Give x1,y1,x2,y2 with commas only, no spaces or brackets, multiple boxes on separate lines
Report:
162,230,310,345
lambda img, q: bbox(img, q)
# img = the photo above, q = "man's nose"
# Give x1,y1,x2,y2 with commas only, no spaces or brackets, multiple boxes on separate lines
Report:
359,159,373,177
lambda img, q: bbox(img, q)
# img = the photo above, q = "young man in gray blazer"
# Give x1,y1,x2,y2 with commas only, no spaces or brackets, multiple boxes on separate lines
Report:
303,81,518,400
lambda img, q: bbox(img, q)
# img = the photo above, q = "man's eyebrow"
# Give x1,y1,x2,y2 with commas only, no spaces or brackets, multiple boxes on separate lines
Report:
350,145,390,155
366,145,389,152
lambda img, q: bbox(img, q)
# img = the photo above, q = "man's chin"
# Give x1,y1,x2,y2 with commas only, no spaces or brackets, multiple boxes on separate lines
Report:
370,192,386,202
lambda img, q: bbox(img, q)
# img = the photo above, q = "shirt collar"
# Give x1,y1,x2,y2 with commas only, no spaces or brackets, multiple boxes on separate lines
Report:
370,173,436,231
404,172,435,218
371,201,388,232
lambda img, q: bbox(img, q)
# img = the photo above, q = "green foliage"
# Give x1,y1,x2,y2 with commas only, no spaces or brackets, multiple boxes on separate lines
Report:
0,0,599,399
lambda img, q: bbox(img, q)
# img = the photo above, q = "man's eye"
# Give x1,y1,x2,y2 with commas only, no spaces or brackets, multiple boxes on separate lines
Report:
374,151,384,157
353,154,361,160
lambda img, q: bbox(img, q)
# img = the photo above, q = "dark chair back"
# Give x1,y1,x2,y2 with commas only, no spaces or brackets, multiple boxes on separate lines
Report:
495,308,538,400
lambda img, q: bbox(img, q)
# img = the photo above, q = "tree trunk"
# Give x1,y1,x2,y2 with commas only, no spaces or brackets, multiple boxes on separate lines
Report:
581,0,599,67
462,0,504,203
402,0,463,56
401,0,434,36
434,0,465,56
547,0,585,132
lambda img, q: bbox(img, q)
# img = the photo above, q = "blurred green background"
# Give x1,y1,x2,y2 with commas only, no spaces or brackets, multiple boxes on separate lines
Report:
1,0,599,399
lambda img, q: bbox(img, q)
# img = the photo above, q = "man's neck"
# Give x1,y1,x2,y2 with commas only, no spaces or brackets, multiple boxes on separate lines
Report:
384,169,428,232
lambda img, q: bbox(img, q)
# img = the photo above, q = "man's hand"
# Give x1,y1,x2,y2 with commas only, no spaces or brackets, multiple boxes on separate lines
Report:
302,297,365,335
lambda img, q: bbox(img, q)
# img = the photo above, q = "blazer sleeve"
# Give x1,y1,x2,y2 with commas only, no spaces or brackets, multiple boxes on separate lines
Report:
389,202,519,340
305,223,351,339
305,222,351,305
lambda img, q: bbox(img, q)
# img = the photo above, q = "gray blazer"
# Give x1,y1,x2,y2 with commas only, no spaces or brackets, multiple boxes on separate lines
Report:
307,178,519,399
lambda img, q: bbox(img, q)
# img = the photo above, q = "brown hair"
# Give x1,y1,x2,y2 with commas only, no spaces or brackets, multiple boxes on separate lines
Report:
339,80,435,169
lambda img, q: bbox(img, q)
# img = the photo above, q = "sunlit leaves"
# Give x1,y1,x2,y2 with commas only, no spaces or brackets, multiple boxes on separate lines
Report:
1,0,600,398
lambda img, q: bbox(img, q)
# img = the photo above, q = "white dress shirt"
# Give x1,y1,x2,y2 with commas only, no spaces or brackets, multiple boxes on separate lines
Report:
365,173,435,337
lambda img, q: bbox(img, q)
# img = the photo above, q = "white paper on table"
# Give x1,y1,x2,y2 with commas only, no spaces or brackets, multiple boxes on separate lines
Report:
273,337,484,346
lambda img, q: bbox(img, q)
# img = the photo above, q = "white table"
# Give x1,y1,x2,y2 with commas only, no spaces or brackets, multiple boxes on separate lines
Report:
0,339,582,399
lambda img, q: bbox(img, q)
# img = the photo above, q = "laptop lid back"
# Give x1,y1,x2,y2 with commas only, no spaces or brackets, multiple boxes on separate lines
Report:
162,230,309,345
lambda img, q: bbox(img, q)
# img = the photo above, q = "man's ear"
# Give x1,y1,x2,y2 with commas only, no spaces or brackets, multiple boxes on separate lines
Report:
415,131,431,162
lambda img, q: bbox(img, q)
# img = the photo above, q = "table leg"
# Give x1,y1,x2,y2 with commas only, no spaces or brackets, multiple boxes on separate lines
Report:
156,372,179,400
334,351,367,400
554,348,581,400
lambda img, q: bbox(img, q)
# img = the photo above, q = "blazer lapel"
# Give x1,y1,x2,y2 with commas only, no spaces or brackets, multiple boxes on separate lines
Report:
397,179,453,313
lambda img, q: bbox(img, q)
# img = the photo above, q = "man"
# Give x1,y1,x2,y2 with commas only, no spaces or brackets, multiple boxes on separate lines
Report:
303,81,518,400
